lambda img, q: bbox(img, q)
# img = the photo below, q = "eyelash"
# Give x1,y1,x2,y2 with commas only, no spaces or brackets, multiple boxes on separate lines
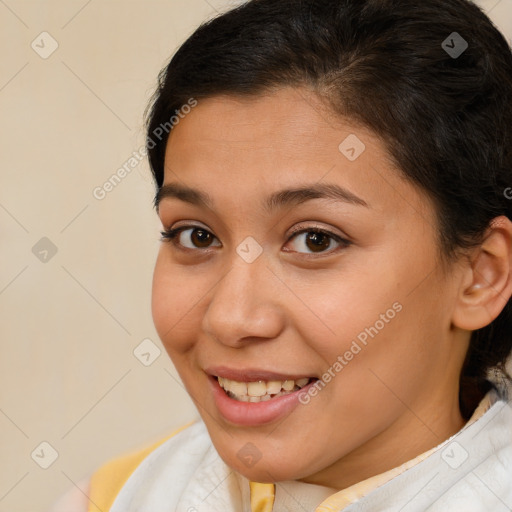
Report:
159,224,351,256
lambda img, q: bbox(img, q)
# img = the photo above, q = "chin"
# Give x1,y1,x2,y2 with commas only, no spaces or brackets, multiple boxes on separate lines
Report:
229,456,301,483
213,438,313,483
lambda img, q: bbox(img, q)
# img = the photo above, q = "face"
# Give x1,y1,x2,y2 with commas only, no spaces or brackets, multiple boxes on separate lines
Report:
152,87,469,488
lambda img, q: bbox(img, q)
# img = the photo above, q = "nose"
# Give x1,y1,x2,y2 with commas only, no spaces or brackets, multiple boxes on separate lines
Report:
201,254,286,347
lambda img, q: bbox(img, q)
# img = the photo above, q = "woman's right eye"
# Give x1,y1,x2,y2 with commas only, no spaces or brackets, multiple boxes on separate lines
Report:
160,226,222,250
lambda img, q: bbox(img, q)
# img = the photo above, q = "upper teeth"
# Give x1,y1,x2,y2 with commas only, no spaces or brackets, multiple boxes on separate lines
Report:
218,377,311,402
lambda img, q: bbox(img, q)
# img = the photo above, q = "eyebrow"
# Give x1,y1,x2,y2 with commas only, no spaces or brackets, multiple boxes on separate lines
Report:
154,182,369,213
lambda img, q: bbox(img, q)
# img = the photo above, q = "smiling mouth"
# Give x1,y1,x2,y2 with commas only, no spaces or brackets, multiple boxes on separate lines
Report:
216,376,316,403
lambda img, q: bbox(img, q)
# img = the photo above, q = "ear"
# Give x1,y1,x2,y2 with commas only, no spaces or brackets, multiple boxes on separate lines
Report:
452,215,512,331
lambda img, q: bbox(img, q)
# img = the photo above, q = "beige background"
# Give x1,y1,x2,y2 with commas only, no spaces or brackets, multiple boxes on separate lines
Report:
0,1,510,511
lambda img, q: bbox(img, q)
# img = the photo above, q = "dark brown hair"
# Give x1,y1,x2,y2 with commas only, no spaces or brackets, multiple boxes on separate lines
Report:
145,0,512,419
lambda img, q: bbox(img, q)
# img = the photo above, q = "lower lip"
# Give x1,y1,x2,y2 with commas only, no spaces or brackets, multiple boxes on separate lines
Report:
208,375,316,427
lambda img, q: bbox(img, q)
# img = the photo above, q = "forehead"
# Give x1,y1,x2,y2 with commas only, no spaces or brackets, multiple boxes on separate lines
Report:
162,87,433,223
165,88,378,164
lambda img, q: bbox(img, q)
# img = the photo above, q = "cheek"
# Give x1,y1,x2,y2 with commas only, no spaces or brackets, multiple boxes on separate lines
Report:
296,248,439,396
318,282,450,417
151,253,205,355
294,267,403,366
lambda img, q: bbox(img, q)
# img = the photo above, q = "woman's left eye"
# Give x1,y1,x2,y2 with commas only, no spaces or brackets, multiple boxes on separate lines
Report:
285,228,351,255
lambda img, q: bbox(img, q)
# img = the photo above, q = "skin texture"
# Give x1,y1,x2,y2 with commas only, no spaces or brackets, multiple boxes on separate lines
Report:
151,87,512,489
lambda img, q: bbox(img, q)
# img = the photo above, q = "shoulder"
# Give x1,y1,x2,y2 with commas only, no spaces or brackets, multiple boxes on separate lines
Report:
49,422,196,512
89,421,197,511
107,421,228,511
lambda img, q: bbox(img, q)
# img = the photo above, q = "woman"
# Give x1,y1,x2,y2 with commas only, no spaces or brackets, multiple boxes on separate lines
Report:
52,0,512,510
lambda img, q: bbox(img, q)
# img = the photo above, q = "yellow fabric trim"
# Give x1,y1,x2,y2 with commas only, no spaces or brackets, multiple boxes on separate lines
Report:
249,482,275,512
87,422,193,512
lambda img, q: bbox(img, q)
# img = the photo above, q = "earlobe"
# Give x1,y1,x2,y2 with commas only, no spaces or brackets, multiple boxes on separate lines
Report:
452,215,512,331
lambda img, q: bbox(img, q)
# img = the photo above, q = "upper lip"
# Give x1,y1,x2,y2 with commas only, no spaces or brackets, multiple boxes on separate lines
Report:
205,366,316,382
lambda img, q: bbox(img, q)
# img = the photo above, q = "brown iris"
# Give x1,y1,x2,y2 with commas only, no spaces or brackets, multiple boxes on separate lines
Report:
305,231,331,253
190,228,213,248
